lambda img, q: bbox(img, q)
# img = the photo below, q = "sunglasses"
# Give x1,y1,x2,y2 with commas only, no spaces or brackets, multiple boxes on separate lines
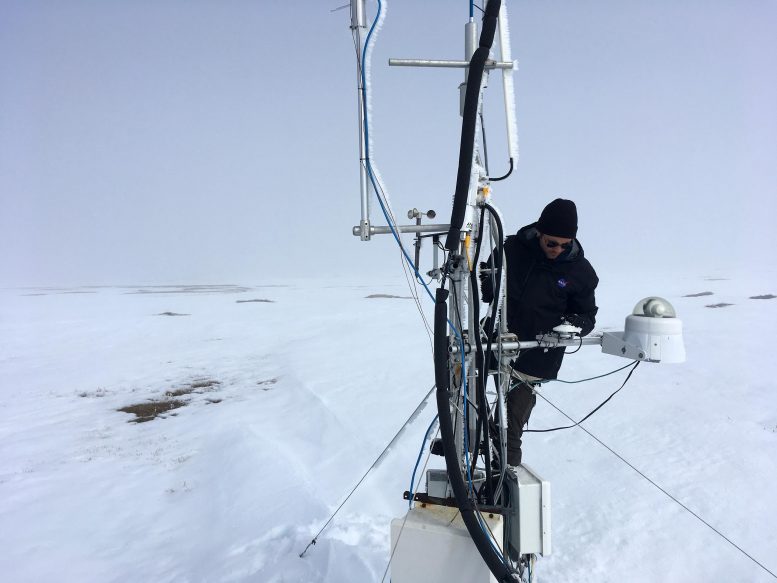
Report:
542,237,573,250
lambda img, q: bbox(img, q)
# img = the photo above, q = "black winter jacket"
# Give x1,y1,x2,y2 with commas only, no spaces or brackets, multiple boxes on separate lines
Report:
482,223,599,379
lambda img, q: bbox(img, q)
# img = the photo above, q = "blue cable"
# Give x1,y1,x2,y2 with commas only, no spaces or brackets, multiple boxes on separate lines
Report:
408,414,439,508
359,0,463,342
359,0,438,303
361,6,508,568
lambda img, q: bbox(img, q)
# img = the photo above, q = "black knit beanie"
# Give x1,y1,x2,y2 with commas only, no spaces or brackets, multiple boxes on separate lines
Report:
537,198,578,238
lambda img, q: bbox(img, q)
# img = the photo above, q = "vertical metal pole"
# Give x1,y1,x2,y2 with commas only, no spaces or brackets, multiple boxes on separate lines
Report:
413,216,422,270
460,21,478,117
465,20,478,63
450,264,466,464
432,235,440,277
351,0,366,27
466,265,478,463
351,1,371,240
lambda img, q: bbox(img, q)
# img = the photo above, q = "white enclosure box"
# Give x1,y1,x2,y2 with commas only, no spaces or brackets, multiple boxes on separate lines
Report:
507,464,551,557
390,504,504,583
622,313,685,363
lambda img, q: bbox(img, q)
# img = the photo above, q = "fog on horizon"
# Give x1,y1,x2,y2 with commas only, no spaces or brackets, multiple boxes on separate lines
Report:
1,0,775,287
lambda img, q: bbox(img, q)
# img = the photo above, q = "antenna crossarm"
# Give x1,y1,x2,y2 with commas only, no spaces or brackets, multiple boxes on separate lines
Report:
351,223,451,237
389,58,515,70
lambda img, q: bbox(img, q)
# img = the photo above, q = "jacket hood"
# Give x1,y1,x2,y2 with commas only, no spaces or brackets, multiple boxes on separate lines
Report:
516,222,584,262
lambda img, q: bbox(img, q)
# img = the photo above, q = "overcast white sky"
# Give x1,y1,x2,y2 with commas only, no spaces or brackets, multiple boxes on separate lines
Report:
1,0,775,286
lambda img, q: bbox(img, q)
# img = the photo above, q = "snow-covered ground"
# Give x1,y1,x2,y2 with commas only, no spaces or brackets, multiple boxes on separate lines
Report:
1,270,776,582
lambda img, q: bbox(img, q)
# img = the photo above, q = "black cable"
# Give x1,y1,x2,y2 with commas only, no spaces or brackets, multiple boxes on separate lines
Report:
489,157,513,182
482,203,504,373
537,390,777,581
437,1,518,577
544,361,636,384
469,205,494,503
478,66,512,183
434,284,514,581
479,204,505,484
445,0,503,252
525,361,640,433
564,335,584,354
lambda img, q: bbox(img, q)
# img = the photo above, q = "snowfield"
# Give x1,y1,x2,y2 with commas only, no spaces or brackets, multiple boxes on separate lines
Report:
1,270,776,582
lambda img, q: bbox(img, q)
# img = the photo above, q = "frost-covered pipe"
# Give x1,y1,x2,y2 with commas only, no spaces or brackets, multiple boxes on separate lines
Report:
357,0,405,240
497,2,519,162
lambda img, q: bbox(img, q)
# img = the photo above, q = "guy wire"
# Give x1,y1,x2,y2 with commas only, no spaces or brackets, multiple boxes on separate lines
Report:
534,390,777,580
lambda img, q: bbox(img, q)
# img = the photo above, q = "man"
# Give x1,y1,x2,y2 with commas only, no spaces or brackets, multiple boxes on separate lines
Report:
481,198,599,466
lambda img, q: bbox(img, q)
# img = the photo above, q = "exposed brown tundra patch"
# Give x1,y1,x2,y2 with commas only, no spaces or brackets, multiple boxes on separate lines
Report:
118,400,186,423
119,379,222,422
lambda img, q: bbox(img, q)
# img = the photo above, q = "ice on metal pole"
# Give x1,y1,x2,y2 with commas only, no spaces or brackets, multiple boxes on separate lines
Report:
351,0,371,240
497,1,519,161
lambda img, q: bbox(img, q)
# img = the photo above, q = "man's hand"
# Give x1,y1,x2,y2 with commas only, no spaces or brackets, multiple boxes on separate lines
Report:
560,313,595,336
561,314,586,329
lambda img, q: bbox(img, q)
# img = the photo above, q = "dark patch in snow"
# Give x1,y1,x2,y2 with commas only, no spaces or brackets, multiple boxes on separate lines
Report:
190,379,221,390
79,388,109,398
156,312,190,317
683,291,714,297
705,303,734,309
128,285,250,295
703,277,729,281
257,378,279,390
164,387,196,397
236,298,274,303
750,294,776,300
119,379,222,422
165,379,221,397
365,293,412,299
118,400,186,423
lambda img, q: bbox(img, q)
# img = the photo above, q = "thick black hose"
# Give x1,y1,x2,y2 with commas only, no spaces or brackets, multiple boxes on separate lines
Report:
433,287,514,582
445,0,503,251
436,2,516,579
433,288,451,392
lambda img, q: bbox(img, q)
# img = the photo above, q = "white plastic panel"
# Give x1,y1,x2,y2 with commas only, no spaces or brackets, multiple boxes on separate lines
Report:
390,504,503,583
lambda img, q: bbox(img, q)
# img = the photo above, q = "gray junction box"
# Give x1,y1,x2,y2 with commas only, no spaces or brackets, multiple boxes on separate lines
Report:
506,464,552,557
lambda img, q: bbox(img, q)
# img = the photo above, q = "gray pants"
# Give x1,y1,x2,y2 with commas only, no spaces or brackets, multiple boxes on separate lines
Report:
506,378,538,466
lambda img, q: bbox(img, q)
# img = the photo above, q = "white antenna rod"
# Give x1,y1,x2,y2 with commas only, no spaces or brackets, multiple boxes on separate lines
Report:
497,2,519,161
